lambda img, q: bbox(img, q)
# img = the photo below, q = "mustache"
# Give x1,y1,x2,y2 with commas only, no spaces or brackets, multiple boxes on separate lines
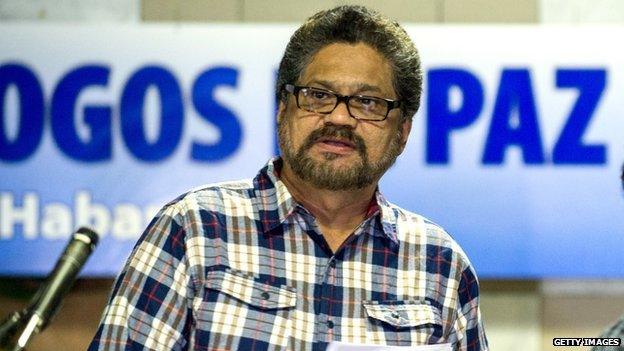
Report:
302,125,366,154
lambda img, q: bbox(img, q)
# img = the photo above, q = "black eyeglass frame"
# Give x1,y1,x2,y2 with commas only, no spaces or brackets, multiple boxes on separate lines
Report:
283,84,402,121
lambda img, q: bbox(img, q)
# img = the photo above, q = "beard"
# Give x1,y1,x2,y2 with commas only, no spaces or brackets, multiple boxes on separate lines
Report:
278,121,403,191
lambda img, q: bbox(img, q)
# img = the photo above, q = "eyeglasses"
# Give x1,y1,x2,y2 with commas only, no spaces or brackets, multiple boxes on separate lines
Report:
283,84,401,121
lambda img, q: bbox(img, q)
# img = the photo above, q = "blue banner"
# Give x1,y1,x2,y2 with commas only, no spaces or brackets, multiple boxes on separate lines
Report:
1,24,623,278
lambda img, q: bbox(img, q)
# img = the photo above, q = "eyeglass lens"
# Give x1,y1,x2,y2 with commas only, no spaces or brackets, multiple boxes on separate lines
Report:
298,87,388,120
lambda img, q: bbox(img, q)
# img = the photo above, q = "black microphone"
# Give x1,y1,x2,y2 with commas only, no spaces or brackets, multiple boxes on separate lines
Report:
14,227,99,350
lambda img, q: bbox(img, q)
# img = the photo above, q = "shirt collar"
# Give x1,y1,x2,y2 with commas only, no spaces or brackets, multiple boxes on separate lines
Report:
252,157,296,234
373,191,400,246
253,157,399,246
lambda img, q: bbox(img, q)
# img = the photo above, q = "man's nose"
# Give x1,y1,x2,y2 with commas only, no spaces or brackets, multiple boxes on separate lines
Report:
324,100,357,127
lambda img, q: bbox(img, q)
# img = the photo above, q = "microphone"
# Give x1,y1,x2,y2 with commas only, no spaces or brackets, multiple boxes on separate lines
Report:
15,227,99,350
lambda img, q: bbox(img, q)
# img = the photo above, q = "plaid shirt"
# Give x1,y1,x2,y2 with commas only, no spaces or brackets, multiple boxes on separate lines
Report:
89,158,488,351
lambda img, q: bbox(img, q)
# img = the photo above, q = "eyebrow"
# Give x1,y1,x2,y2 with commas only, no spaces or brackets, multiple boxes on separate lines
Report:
307,80,383,94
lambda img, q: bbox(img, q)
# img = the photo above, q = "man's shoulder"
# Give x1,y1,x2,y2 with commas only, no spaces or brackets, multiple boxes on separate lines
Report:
385,202,473,266
161,178,256,217
385,202,448,238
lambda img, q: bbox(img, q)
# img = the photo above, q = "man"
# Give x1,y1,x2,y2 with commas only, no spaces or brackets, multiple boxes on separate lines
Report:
89,5,487,351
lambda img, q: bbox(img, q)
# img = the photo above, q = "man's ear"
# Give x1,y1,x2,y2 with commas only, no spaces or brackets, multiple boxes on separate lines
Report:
398,118,412,153
277,99,287,124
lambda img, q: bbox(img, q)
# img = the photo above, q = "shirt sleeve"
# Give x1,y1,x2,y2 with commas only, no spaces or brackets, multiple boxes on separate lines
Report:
453,264,489,351
88,204,195,351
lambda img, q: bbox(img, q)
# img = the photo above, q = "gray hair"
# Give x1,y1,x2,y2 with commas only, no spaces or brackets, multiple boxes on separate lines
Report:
276,5,422,121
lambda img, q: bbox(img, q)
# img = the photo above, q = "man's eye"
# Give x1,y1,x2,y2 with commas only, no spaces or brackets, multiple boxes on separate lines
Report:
311,91,330,99
356,97,376,106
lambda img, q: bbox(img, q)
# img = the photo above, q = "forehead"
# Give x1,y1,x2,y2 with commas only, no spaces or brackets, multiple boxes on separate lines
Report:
298,42,395,97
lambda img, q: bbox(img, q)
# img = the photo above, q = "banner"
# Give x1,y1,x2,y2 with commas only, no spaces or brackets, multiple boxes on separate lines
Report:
1,24,622,278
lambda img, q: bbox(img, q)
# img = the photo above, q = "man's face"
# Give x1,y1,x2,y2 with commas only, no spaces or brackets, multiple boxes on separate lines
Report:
277,42,412,190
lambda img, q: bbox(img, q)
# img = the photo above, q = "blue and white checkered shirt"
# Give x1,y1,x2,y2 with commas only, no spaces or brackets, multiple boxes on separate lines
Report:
88,158,488,350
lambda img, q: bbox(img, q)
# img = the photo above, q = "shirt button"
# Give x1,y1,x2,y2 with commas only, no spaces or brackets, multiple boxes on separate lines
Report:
261,291,270,300
326,320,334,329
329,260,336,268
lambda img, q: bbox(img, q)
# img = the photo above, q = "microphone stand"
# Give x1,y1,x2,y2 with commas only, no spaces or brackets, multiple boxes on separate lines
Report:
11,313,38,351
0,308,31,350
0,279,47,351
0,227,99,351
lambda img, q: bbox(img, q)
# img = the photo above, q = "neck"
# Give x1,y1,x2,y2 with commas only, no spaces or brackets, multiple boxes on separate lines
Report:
279,161,377,230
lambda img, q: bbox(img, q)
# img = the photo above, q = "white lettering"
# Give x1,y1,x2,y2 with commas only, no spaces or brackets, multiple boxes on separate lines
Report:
41,203,72,239
112,204,142,239
75,191,111,235
0,191,161,240
0,192,38,239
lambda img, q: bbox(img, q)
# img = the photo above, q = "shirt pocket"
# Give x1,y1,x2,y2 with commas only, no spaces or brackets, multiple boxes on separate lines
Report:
195,269,297,350
362,300,445,346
